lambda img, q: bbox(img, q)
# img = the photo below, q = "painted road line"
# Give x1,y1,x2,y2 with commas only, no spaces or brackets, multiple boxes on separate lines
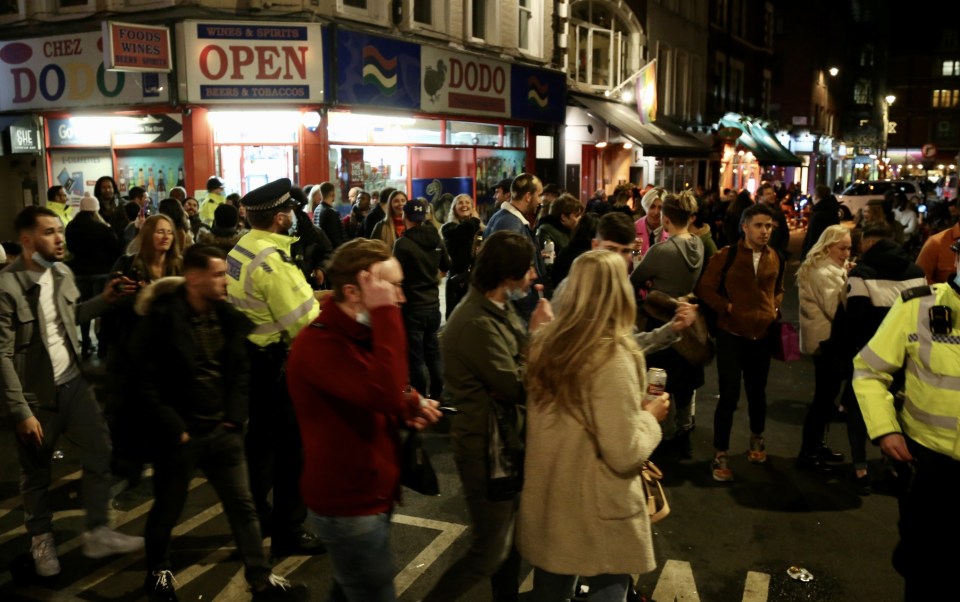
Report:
58,502,226,598
652,560,701,602
392,514,467,596
520,569,535,593
743,571,770,602
0,469,82,520
213,545,313,601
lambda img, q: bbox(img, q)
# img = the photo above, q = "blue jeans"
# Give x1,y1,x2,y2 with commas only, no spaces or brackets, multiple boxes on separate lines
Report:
530,569,631,602
403,306,443,399
307,511,396,602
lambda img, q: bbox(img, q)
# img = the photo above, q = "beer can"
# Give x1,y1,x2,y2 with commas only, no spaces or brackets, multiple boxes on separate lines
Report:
645,368,667,400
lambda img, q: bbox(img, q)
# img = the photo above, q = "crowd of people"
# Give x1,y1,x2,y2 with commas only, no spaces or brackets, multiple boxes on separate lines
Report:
3,169,960,601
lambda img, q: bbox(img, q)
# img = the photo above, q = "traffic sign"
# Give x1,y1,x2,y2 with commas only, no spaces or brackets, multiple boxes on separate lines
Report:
922,143,937,158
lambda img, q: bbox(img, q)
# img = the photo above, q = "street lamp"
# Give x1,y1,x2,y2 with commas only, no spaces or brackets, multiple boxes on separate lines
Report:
881,94,896,178
829,67,839,77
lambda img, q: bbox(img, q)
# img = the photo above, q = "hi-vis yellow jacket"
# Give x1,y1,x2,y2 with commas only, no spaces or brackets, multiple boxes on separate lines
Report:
199,191,226,227
853,282,960,460
226,229,319,348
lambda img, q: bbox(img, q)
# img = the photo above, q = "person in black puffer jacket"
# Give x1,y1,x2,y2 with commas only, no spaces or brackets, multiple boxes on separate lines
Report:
394,199,451,399
802,184,841,260
289,186,334,290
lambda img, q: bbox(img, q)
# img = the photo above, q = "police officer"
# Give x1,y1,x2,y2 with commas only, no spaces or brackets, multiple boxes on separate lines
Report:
853,239,960,601
227,178,323,557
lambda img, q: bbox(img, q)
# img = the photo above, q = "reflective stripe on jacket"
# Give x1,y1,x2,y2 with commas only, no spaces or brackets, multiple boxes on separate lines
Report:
853,283,960,459
226,229,319,348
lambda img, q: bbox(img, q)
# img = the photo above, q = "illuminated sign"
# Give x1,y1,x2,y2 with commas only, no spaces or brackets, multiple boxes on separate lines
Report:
177,20,324,103
420,46,510,118
0,32,170,111
103,21,172,72
636,59,657,125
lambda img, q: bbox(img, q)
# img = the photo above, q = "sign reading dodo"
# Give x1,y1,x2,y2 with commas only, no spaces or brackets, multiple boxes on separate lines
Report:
0,31,170,111
177,20,324,103
420,47,510,118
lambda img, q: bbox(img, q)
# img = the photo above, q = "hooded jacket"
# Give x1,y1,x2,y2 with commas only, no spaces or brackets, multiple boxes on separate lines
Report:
130,277,254,443
801,195,841,259
630,234,704,298
393,224,451,310
535,215,572,256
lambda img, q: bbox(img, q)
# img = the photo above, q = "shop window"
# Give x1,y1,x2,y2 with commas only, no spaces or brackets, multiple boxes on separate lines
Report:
504,126,526,148
328,112,442,145
209,112,299,144
942,60,960,76
447,121,499,146
328,146,408,204
519,0,543,57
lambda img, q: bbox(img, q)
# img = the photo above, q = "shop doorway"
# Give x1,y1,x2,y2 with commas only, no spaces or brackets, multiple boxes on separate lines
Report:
217,145,298,197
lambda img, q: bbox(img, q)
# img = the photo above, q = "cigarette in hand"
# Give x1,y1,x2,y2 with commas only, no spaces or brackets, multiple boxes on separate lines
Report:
535,284,544,300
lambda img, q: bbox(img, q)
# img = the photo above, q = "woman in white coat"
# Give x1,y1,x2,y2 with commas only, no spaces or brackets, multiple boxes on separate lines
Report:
518,250,670,601
796,224,852,471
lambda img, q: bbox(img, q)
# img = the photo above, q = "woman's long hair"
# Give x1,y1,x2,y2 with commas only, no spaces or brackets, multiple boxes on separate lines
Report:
796,224,848,284
527,250,645,415
376,190,407,248
130,214,183,280
446,193,481,224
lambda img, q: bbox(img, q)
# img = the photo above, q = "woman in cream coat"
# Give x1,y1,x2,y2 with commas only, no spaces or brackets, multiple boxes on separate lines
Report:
518,250,670,601
796,224,852,470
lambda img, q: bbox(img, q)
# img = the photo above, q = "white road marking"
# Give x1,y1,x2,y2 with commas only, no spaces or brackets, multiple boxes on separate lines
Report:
742,571,770,602
652,559,701,601
0,469,82,519
392,514,467,596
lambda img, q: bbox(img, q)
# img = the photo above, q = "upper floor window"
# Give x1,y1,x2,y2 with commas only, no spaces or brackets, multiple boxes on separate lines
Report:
860,45,874,67
713,52,727,109
713,0,728,26
933,89,960,108
853,79,871,104
467,0,499,43
568,1,634,90
730,0,742,37
763,3,774,49
943,60,960,76
336,0,389,26
944,30,959,50
518,0,544,57
414,0,432,24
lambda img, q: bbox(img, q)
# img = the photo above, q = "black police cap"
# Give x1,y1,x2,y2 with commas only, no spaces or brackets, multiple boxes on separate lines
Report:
241,178,297,212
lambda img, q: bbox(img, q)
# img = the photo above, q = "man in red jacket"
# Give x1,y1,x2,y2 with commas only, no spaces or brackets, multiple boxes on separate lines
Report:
286,238,441,602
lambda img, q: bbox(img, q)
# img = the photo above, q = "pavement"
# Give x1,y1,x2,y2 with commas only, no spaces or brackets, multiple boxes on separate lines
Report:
0,225,905,601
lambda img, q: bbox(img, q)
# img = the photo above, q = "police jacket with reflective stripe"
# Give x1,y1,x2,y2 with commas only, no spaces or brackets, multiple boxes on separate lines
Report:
226,229,319,348
853,281,960,460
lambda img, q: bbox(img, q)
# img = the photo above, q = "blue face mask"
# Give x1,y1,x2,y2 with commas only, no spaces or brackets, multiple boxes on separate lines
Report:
505,286,528,301
954,272,960,289
31,252,57,270
289,210,298,235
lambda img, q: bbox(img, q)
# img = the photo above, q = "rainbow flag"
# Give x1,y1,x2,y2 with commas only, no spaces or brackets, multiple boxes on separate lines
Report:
362,45,398,96
636,59,657,125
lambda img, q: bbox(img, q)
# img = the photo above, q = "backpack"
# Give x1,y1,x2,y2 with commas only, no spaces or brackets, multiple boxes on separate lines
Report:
700,243,785,337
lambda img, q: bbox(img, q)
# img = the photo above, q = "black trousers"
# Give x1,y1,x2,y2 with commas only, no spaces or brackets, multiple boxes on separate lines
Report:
713,330,772,451
145,427,272,587
800,353,843,453
896,437,960,601
245,342,307,540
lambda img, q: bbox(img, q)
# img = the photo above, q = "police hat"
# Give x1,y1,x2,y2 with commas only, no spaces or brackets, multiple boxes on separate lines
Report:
241,178,297,212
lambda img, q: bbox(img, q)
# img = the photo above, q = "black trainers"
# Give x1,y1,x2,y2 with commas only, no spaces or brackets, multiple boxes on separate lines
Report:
144,570,179,602
796,452,839,474
814,445,845,463
271,529,325,557
252,574,309,601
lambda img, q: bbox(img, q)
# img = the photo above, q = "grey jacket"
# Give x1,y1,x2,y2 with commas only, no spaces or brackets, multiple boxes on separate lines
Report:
0,257,110,422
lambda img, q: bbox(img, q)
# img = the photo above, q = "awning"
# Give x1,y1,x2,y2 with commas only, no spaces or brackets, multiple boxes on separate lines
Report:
572,94,710,158
718,113,802,166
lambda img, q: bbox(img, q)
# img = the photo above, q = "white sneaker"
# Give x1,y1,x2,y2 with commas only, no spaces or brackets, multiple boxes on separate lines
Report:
82,526,145,559
31,532,61,577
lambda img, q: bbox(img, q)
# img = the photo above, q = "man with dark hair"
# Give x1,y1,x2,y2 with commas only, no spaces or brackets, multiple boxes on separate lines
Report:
226,179,323,557
134,245,307,601
312,182,345,248
536,193,581,259
0,207,142,578
801,184,841,260
422,231,552,602
697,202,783,482
362,187,393,239
484,173,547,318
200,175,227,227
288,186,334,290
758,182,790,259
46,185,71,225
493,178,513,210
287,238,441,602
394,199,450,399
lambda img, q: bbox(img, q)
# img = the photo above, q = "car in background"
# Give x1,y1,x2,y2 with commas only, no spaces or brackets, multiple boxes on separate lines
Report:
835,180,923,220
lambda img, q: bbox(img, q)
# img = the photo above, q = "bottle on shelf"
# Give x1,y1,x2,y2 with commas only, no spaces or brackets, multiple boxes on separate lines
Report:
118,169,126,194
137,167,144,187
157,169,166,199
176,166,185,188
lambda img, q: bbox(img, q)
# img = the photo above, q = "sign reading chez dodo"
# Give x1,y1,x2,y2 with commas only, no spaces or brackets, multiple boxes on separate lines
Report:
420,46,510,118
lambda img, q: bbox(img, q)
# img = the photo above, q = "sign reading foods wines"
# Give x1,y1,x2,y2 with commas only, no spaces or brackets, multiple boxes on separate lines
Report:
177,20,324,103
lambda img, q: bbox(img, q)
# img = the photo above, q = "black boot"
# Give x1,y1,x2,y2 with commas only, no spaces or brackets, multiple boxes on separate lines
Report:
676,428,693,460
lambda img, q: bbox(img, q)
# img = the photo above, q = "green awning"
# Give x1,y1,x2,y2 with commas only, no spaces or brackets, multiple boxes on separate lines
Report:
718,114,801,166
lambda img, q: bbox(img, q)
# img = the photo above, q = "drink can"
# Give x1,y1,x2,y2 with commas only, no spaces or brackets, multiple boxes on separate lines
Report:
645,368,667,400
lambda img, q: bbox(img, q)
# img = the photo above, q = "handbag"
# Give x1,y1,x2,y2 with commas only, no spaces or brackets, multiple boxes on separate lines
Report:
770,320,801,362
399,429,440,496
487,402,525,501
640,461,670,523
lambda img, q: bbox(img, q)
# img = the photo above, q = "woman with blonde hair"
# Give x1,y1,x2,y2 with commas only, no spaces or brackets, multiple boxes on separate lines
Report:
441,194,483,317
518,250,669,601
796,224,852,472
371,189,408,249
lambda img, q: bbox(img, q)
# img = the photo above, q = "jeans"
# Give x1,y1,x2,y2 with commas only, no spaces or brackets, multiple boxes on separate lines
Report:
529,569,632,602
145,426,272,587
307,512,396,602
16,376,112,535
245,342,306,539
800,353,843,453
843,381,869,470
403,306,443,399
713,330,772,451
421,456,521,602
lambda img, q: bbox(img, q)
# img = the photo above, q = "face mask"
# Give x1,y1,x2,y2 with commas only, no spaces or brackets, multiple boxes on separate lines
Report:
356,308,372,327
954,272,960,290
505,286,527,301
31,252,57,270
288,211,298,235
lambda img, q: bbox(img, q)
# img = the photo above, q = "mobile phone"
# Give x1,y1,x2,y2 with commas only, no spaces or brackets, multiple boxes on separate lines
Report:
439,406,460,415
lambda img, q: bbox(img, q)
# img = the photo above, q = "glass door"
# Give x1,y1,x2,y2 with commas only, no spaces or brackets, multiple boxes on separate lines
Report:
216,145,298,197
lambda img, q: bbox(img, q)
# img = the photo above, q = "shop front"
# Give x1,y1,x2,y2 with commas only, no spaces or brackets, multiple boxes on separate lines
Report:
328,28,566,220
567,93,710,201
716,113,801,195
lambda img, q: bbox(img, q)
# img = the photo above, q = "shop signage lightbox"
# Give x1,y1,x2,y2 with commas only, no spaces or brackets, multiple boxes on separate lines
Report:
0,31,170,111
177,20,324,104
102,21,172,73
510,64,565,124
337,29,420,110
6,117,40,153
420,47,510,118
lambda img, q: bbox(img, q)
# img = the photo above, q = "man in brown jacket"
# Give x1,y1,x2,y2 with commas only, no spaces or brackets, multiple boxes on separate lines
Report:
696,203,783,482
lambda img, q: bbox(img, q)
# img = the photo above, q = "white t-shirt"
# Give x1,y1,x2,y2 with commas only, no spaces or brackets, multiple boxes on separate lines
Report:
37,269,78,384
752,250,762,274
